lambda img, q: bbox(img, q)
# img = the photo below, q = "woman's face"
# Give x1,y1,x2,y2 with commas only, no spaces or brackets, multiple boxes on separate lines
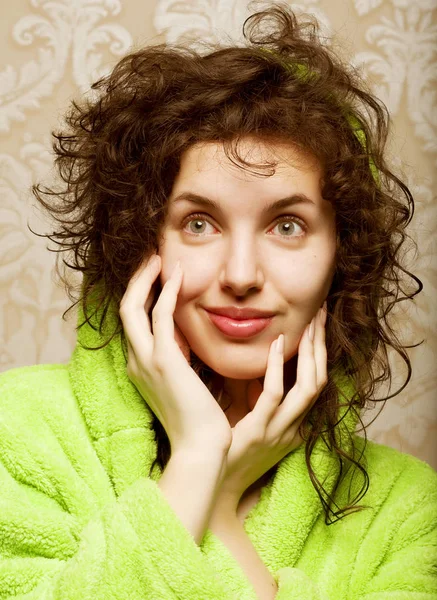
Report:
157,137,337,380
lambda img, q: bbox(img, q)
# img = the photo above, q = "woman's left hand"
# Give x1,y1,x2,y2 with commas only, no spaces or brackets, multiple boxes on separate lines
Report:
214,303,328,515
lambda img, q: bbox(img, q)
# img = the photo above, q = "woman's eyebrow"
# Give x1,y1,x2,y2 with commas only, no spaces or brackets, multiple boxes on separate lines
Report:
170,191,317,214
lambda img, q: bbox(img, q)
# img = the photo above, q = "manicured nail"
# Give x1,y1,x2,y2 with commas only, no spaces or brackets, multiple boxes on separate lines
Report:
276,334,284,354
149,254,159,268
318,306,324,323
172,260,181,276
320,300,328,327
308,318,315,341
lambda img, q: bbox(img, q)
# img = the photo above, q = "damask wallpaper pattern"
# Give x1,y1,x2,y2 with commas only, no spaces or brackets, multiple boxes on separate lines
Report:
1,0,436,468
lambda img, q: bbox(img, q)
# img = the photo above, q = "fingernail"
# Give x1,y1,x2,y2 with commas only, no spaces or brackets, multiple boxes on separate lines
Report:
308,318,315,341
276,334,284,354
149,254,159,268
318,305,324,323
321,301,328,325
172,260,181,276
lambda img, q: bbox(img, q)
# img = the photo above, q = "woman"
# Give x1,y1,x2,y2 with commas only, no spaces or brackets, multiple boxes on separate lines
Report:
0,4,435,599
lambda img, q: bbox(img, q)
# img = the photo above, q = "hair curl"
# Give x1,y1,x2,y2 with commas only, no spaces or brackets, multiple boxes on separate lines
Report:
32,2,423,524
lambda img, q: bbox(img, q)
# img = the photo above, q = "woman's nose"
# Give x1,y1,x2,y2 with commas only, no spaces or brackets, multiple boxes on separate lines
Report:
219,253,264,297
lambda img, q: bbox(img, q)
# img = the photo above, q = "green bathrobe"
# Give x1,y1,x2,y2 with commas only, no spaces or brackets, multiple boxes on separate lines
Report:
0,303,436,599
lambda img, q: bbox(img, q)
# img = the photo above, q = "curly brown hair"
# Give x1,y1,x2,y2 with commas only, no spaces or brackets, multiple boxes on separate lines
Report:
32,2,423,524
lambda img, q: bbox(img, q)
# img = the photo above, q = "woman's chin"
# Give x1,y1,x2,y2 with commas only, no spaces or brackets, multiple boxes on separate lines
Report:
203,363,268,380
193,351,297,381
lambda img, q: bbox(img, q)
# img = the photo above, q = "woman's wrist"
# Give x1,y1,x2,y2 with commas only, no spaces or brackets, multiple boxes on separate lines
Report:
158,447,229,545
208,512,278,599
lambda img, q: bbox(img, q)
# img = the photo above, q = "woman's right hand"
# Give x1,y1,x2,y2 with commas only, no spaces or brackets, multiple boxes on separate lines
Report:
119,253,232,456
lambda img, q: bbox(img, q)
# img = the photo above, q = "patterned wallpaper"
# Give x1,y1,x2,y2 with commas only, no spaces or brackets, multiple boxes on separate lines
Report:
1,0,436,469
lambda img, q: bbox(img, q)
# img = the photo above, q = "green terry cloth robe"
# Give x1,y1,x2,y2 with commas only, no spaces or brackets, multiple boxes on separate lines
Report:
0,300,436,599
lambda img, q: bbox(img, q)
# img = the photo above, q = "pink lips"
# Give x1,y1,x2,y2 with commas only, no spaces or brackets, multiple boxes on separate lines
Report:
205,310,273,338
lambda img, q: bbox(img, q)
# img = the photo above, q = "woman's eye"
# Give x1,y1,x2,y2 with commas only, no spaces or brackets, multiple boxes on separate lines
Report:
182,214,216,236
270,218,306,238
181,213,307,239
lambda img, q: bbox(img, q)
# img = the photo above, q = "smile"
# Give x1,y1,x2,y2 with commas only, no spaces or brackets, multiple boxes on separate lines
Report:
205,310,273,338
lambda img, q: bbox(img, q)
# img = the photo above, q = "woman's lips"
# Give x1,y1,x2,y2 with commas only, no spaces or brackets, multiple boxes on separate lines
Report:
205,310,273,338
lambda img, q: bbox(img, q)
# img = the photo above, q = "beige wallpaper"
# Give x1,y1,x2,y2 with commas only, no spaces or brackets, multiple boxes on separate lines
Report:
1,0,436,469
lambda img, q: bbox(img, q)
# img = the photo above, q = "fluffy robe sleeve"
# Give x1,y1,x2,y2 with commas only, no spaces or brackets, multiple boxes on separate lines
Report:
0,366,241,600
271,452,437,599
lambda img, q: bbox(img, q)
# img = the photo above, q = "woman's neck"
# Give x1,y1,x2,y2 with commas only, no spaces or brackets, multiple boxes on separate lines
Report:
214,354,298,427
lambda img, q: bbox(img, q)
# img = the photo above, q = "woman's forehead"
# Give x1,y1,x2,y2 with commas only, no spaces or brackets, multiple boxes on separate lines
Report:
168,141,331,218
180,138,321,174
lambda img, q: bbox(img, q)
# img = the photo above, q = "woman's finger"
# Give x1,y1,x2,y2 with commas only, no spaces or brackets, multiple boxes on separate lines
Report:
287,309,327,435
273,317,318,428
119,254,161,361
314,303,328,389
151,261,183,359
251,335,284,423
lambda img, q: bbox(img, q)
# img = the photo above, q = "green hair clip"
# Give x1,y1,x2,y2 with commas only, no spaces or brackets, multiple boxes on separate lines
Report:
259,48,380,184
